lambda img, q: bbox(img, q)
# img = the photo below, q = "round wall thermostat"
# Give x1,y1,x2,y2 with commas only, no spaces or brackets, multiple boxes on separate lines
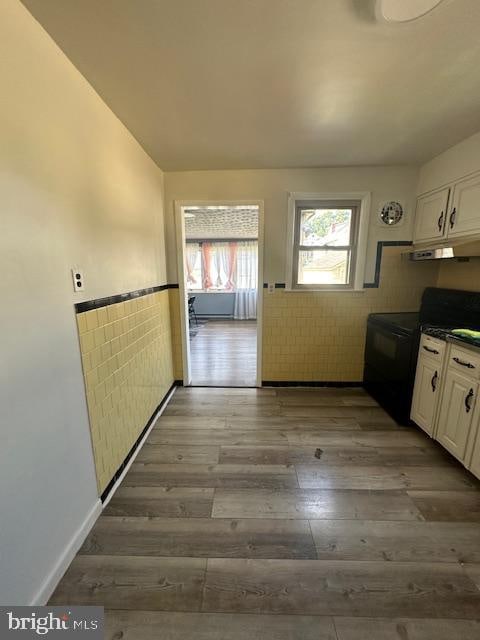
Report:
379,201,404,226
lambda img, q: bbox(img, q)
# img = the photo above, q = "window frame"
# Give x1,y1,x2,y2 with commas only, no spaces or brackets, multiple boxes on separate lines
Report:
286,192,371,292
292,200,360,290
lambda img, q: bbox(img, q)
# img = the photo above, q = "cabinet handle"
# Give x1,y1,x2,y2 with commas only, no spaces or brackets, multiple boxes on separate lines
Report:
449,207,456,229
431,371,438,392
453,356,475,369
423,345,439,355
437,211,444,232
465,388,474,413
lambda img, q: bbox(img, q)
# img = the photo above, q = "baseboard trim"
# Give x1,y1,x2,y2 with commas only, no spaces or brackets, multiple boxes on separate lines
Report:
31,381,179,605
31,499,102,606
100,382,178,504
262,380,363,387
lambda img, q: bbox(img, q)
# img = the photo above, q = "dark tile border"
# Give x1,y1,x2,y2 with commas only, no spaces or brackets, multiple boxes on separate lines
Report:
262,380,363,387
100,380,180,503
261,241,413,291
75,283,178,314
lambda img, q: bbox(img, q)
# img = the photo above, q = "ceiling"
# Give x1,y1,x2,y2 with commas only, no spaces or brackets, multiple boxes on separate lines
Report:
21,0,480,170
185,206,258,240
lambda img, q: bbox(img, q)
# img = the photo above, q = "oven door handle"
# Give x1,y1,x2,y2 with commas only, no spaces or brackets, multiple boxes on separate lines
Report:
387,331,409,340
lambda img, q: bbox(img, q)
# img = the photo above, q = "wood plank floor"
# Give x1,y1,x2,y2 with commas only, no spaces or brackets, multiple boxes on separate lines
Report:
190,320,256,386
50,386,480,639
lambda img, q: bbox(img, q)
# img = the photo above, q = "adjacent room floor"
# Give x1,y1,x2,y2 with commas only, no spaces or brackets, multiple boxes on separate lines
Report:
51,386,480,639
190,319,256,387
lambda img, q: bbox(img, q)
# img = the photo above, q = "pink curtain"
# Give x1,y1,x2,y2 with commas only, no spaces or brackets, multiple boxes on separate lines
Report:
225,242,238,290
201,242,213,289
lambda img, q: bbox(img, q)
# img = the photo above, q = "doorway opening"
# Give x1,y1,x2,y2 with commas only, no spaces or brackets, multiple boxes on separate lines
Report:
176,202,263,387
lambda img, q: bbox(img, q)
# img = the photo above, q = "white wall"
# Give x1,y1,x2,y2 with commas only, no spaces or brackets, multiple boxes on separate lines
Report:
418,130,480,195
0,0,166,604
164,166,419,284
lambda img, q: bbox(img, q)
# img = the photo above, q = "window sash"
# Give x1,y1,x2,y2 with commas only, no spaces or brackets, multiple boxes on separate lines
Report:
292,203,359,289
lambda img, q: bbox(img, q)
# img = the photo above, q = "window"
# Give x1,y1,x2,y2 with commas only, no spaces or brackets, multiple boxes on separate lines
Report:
185,243,202,290
185,241,258,292
292,201,360,289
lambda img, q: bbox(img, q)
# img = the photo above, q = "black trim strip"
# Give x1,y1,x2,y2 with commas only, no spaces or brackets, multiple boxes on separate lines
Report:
363,241,412,289
75,284,178,314
262,380,363,387
100,381,179,503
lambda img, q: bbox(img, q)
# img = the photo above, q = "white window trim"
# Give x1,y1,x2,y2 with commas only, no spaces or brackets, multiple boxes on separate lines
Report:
286,191,371,292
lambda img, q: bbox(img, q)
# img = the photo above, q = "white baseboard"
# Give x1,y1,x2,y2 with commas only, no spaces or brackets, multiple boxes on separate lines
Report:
30,499,102,606
30,383,178,605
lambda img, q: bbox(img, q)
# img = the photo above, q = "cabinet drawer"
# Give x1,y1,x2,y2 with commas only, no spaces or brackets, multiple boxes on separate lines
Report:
419,334,445,363
448,345,480,379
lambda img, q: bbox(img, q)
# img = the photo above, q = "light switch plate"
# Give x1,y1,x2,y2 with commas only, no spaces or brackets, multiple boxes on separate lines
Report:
71,268,85,292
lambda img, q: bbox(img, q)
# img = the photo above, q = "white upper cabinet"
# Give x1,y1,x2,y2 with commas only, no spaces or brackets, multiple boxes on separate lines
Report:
447,173,480,238
414,170,480,245
413,187,450,244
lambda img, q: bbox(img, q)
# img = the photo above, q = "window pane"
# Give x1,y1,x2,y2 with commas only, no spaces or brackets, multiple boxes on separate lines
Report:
300,209,352,246
210,246,228,290
298,249,350,285
236,242,258,289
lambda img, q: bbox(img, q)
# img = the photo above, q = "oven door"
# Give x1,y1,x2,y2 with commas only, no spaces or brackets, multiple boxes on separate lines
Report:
363,319,416,424
365,321,413,381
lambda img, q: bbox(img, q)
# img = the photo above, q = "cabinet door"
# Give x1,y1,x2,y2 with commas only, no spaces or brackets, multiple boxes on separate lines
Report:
413,187,450,243
436,370,477,462
410,356,441,436
468,426,480,480
448,172,480,238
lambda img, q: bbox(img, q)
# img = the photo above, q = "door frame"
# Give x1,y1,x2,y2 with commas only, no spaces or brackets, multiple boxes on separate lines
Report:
174,199,265,387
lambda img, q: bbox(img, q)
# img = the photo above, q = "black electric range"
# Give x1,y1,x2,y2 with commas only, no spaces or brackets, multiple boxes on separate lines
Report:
363,287,480,424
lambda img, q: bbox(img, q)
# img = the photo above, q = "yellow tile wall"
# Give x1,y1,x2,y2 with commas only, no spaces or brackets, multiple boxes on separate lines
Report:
77,290,174,493
170,247,439,383
437,259,480,292
262,246,439,381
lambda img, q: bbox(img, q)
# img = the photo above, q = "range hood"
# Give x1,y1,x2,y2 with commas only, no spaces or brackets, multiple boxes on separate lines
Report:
407,239,480,261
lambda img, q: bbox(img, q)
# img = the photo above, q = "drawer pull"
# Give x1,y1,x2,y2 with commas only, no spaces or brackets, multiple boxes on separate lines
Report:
465,388,474,413
431,371,438,392
423,345,439,355
453,356,475,369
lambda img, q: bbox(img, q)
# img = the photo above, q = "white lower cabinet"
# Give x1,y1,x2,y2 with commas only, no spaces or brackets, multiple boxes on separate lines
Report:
467,427,480,478
410,356,441,436
410,335,445,436
411,337,480,479
435,369,477,462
